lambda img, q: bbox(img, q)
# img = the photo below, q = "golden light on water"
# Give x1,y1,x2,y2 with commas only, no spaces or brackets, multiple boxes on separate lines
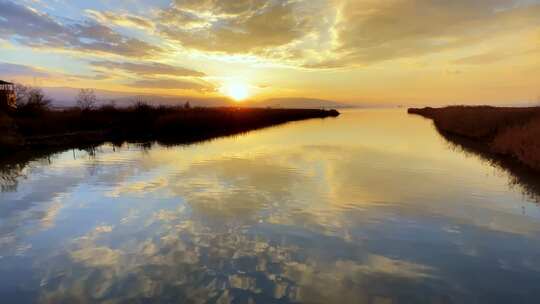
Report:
225,83,249,102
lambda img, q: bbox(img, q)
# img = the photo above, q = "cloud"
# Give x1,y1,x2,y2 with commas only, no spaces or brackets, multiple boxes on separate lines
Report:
0,0,162,58
91,60,206,77
172,0,268,15
453,52,508,65
452,45,540,65
166,156,305,220
337,255,435,280
152,0,540,68
107,177,168,198
70,246,122,267
128,78,216,92
307,0,540,68
0,62,52,78
158,0,326,53
2,0,540,84
86,9,154,30
0,62,111,82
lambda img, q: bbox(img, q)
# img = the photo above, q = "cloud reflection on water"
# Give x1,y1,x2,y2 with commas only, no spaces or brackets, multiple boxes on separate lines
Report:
1,110,540,303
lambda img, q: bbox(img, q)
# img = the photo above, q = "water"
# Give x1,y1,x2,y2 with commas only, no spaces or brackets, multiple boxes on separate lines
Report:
1,109,540,303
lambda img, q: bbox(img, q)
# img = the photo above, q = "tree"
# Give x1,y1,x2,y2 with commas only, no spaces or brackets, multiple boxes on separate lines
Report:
184,101,191,109
14,83,30,107
14,84,51,115
27,87,50,108
77,89,97,110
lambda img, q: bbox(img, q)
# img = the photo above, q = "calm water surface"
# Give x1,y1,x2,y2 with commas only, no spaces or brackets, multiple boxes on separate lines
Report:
1,109,540,303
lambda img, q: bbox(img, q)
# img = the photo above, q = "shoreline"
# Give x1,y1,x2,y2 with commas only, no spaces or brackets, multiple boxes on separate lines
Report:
408,106,540,172
0,107,340,155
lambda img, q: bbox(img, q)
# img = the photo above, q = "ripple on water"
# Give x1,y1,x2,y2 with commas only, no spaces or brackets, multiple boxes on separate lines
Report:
1,109,540,303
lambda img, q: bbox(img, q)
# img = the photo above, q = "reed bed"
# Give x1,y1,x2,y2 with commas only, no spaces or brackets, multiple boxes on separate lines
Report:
408,106,540,171
0,104,339,153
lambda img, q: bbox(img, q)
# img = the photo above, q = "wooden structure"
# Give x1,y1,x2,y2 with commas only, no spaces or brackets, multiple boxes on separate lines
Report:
0,80,16,110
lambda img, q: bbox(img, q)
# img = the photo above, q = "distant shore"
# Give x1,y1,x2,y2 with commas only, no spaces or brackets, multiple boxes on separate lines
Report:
408,106,540,171
0,106,339,154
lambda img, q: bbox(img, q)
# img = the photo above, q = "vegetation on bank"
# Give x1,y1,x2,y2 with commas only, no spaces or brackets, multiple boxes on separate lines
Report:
408,106,540,171
0,86,339,153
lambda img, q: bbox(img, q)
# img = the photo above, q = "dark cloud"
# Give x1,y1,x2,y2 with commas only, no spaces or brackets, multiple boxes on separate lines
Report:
0,0,162,57
0,62,51,78
0,62,111,82
91,61,206,77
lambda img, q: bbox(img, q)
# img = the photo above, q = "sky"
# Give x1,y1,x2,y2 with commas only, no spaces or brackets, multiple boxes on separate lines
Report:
0,0,539,106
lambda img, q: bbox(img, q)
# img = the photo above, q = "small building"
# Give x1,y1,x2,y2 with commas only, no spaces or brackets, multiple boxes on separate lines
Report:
0,80,17,110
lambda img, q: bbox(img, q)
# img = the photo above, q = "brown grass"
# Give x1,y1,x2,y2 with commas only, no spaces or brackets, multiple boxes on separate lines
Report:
492,118,540,171
408,106,540,171
0,112,23,150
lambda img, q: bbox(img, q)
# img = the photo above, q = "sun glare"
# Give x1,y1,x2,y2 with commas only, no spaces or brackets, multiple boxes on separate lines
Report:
226,83,249,101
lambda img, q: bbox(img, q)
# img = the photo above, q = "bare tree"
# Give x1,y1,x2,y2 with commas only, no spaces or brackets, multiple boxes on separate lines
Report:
13,84,51,114
132,96,152,112
77,89,97,110
14,83,30,107
25,87,51,109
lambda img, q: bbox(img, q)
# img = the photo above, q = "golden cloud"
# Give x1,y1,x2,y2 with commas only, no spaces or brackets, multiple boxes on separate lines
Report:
158,0,328,53
91,60,206,77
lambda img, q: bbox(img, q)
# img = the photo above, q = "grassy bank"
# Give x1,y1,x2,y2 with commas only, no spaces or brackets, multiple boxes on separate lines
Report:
408,106,540,171
0,105,339,154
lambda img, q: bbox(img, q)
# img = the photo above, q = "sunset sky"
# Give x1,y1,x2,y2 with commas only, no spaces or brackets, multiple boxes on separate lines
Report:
0,0,539,105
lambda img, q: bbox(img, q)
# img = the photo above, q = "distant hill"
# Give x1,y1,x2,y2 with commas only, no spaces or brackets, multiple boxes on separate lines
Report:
42,87,233,108
41,87,353,109
252,98,353,109
43,87,127,107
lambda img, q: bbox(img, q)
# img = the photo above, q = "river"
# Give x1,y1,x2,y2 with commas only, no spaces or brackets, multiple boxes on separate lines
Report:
1,109,539,303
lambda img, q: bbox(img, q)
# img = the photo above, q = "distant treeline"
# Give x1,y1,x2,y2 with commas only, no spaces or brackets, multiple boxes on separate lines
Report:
0,86,339,153
409,106,540,171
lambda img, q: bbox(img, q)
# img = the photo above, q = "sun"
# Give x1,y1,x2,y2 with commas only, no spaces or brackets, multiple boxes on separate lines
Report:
225,83,249,101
